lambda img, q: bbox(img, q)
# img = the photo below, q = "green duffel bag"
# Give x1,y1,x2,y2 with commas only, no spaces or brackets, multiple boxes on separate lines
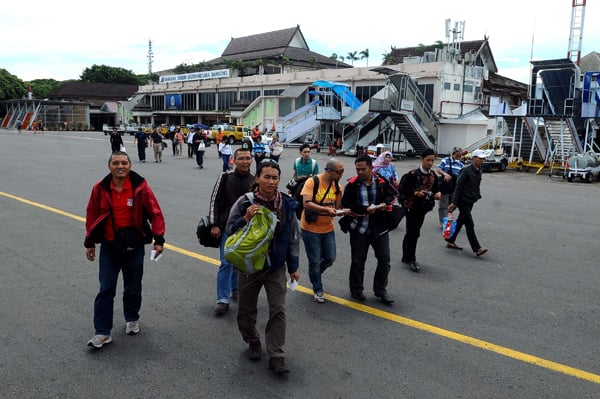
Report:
225,198,278,274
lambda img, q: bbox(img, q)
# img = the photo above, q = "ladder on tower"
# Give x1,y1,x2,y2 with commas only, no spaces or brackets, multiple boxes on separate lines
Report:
567,0,586,66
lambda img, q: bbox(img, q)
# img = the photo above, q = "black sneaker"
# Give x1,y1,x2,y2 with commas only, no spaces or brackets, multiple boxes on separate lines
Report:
248,341,261,360
230,290,239,302
269,357,290,374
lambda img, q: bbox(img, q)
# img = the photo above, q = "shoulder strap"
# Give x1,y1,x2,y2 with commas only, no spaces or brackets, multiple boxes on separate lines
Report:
311,159,317,174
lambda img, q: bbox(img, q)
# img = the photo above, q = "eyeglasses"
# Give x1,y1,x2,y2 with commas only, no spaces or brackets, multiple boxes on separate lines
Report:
326,168,344,175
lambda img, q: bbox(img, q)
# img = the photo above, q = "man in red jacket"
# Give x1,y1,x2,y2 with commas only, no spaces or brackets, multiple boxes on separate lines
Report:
84,151,166,349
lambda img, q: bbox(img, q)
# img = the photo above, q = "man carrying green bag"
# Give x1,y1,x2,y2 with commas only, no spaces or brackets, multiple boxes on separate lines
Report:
225,159,300,375
224,201,278,273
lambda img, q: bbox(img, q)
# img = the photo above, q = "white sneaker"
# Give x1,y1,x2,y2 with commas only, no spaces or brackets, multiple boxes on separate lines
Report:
87,334,112,348
313,291,325,303
125,321,140,335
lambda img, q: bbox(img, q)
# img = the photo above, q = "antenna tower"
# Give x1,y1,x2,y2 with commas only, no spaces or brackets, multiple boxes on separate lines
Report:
147,39,154,82
445,19,465,60
567,0,586,66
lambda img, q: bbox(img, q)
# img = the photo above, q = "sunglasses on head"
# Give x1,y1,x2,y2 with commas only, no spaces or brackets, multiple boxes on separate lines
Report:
326,167,344,175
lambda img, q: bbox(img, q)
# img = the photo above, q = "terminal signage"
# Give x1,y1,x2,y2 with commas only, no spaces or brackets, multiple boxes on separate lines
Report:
159,69,230,84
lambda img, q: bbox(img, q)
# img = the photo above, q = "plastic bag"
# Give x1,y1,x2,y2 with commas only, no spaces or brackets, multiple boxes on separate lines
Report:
442,212,457,239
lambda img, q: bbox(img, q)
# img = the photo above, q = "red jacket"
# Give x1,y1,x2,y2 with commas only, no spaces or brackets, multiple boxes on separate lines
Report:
84,171,165,248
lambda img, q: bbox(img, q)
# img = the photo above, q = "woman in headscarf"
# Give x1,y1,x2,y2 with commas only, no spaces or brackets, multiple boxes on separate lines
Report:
373,151,398,188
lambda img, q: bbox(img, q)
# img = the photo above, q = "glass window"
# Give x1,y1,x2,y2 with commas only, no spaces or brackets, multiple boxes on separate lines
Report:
443,82,451,90
454,83,461,91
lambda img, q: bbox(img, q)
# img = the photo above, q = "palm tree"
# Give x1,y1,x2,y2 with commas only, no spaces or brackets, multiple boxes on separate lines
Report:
360,49,369,67
308,56,317,70
434,40,444,49
330,53,338,67
347,51,359,66
382,46,397,65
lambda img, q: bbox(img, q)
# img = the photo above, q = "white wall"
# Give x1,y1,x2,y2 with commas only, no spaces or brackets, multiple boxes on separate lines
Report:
437,120,489,154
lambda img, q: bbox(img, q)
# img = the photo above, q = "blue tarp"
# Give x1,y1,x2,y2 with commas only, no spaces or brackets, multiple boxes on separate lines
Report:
187,123,209,129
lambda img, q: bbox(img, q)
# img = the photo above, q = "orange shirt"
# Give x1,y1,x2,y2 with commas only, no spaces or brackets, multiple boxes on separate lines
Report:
300,176,342,233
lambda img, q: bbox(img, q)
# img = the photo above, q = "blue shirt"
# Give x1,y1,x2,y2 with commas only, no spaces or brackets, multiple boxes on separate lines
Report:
438,156,464,177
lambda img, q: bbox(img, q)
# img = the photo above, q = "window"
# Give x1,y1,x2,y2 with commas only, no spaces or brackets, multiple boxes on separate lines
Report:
217,91,236,111
443,82,451,90
151,95,164,111
453,83,461,91
464,84,473,93
182,93,196,110
240,90,260,102
199,92,215,111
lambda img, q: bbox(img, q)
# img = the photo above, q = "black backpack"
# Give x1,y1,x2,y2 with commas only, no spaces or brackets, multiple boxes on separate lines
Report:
292,175,340,221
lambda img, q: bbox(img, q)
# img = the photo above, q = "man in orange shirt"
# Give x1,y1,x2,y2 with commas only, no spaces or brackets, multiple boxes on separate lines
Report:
251,125,261,140
300,158,349,303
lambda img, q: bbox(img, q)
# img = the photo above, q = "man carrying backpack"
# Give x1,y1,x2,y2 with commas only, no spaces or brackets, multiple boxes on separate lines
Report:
300,158,348,303
208,148,255,315
398,148,441,273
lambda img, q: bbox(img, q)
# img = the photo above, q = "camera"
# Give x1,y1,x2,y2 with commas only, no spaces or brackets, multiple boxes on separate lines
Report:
423,191,434,201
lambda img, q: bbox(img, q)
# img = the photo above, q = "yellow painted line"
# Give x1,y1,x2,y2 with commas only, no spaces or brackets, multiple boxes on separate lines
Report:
1,190,599,385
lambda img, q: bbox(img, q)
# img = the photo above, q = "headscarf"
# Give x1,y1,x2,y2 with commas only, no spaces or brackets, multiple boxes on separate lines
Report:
374,151,393,168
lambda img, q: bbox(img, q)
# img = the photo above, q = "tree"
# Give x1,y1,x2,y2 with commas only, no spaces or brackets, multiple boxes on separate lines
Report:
0,69,27,104
382,46,398,65
80,64,140,84
330,53,338,67
360,49,369,67
346,51,359,66
308,56,318,70
27,78,61,99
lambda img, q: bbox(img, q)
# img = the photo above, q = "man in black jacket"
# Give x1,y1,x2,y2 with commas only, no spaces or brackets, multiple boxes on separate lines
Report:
208,148,254,315
446,149,488,257
341,155,397,304
399,148,441,272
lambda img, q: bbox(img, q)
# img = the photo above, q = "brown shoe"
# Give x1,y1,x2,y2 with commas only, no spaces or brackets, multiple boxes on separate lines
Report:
475,247,488,257
269,357,290,374
214,303,229,316
446,241,463,250
248,340,261,360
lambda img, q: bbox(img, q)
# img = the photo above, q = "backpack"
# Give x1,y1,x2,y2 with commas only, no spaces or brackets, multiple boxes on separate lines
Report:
292,175,340,221
224,193,279,273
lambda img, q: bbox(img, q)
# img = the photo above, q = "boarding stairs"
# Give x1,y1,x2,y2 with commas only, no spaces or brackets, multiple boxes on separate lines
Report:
544,117,579,165
369,73,438,154
281,112,320,144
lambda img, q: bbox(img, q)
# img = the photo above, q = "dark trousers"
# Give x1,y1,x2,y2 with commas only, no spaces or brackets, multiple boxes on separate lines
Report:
187,143,193,158
237,267,287,358
401,209,427,263
349,230,390,296
448,203,481,252
94,243,144,335
137,144,146,161
196,150,205,167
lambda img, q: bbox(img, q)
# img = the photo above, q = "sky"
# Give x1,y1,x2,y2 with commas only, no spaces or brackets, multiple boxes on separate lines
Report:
1,0,598,85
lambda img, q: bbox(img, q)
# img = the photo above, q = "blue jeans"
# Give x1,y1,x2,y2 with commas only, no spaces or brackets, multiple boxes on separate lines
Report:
301,230,336,293
221,154,231,172
216,231,238,304
94,243,144,335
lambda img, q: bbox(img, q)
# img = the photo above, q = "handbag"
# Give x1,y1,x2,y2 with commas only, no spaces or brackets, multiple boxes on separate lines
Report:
113,226,144,253
196,216,220,248
197,141,206,151
161,141,168,149
271,143,283,157
385,203,406,232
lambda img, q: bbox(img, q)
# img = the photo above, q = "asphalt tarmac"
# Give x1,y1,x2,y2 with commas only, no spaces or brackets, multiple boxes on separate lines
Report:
1,129,599,398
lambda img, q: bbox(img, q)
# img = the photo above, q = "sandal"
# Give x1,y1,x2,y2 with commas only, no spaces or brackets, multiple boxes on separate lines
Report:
446,242,463,250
